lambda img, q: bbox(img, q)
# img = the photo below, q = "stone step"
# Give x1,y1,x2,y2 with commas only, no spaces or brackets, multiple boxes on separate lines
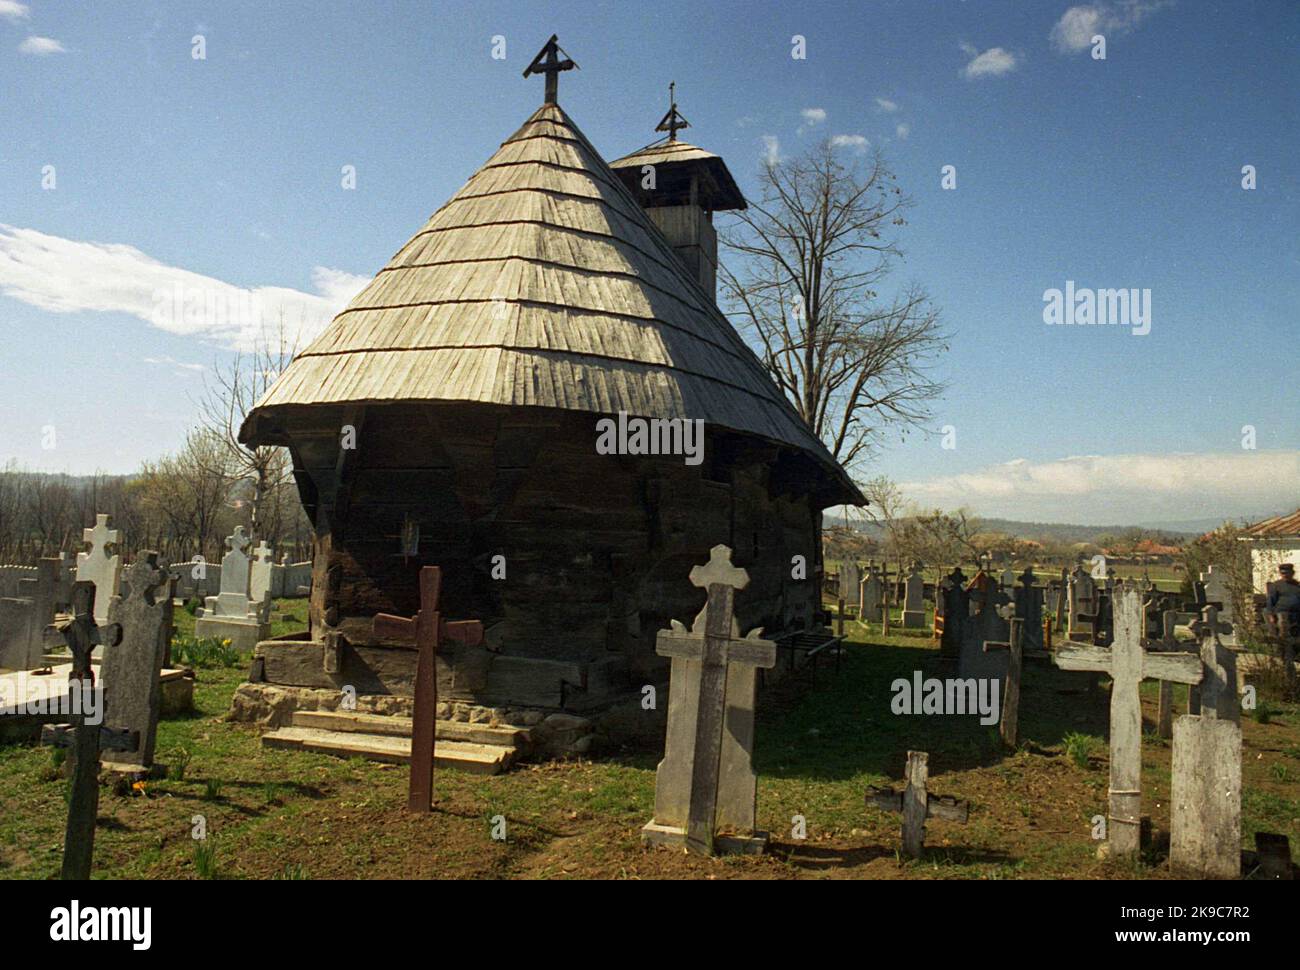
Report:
261,726,515,775
288,709,532,751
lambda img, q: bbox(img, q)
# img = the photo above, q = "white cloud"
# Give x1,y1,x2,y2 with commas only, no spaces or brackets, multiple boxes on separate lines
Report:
0,224,368,351
0,2,30,21
899,451,1300,523
895,123,911,140
962,46,1017,79
830,134,869,153
19,36,65,55
760,134,781,166
1051,2,1169,54
874,97,899,113
800,107,827,125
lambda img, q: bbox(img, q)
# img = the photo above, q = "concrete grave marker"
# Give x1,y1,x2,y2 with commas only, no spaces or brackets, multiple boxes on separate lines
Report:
195,527,271,650
101,553,173,770
936,567,969,661
76,514,121,624
1170,714,1241,879
1053,584,1202,860
858,563,882,624
1187,606,1239,723
902,561,926,629
1067,565,1095,638
1200,565,1236,645
983,614,1023,747
249,540,275,606
643,544,776,856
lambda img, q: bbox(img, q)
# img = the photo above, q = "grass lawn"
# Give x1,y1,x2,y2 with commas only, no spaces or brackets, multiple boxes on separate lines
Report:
1,599,1296,879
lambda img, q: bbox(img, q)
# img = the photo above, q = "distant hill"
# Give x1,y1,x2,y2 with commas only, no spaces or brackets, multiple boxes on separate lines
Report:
826,515,1202,544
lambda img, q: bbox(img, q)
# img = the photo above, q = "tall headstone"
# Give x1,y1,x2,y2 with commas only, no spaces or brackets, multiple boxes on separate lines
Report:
859,563,883,623
960,571,1010,689
102,553,173,770
1067,565,1096,638
195,527,271,651
937,567,969,660
76,514,121,624
838,560,861,613
902,561,926,629
643,545,777,856
250,540,275,605
1014,567,1045,652
1170,715,1241,879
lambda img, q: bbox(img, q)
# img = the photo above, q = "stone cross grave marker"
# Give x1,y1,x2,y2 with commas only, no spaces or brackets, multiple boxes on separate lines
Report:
206,526,253,617
1053,584,1202,859
101,553,172,770
902,561,926,629
983,613,1024,748
75,514,120,624
1067,565,1095,638
960,570,1010,690
249,540,275,607
1014,567,1045,653
44,582,138,879
1187,606,1238,723
1199,565,1236,645
936,567,968,661
866,751,969,858
643,545,777,856
373,566,485,812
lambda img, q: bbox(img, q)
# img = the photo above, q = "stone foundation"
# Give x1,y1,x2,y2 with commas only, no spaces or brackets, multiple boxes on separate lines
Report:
229,680,609,759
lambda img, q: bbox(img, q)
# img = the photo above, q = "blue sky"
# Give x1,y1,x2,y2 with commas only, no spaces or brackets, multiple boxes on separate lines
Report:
1,0,1296,525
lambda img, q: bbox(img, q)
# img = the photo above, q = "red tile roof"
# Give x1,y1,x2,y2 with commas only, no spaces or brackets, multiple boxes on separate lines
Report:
1243,509,1300,538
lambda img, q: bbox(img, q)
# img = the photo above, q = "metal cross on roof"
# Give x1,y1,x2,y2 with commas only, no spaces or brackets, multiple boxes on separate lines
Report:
523,34,578,105
656,81,691,141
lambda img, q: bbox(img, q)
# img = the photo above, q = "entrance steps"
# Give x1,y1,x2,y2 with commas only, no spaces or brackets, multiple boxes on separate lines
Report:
260,709,533,775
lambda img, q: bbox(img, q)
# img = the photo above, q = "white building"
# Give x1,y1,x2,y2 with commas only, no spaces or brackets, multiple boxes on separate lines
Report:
1241,509,1300,594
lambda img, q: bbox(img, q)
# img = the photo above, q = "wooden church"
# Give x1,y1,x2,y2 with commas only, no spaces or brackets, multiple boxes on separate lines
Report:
237,38,863,727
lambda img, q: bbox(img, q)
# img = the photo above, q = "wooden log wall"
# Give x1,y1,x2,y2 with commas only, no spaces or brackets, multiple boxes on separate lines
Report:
279,401,825,700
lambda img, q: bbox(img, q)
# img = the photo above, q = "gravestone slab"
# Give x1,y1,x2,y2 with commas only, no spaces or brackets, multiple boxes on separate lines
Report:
858,564,882,623
1170,715,1241,879
75,514,121,624
102,553,172,768
838,561,860,612
937,567,969,661
1014,568,1045,653
902,562,926,628
196,527,270,650
1067,565,1095,637
959,573,1010,689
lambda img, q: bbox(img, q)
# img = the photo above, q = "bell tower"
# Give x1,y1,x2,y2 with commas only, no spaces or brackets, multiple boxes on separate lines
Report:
609,85,746,302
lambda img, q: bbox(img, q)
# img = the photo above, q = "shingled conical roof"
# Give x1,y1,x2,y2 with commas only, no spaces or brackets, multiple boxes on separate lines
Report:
240,103,860,503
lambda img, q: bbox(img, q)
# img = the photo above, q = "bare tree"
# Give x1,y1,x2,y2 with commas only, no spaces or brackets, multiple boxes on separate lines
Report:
720,140,947,473
197,319,298,540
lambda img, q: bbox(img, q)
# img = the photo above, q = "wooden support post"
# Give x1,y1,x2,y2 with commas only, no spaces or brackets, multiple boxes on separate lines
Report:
983,616,1023,748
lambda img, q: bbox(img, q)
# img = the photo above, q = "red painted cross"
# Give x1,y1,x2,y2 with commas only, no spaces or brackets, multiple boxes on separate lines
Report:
373,567,484,812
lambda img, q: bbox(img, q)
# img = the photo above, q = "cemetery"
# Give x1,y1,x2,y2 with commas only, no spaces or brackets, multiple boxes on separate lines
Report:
0,29,1296,886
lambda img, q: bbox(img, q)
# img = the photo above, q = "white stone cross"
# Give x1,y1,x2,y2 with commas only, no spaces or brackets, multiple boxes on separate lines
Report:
1053,584,1202,859
75,513,121,623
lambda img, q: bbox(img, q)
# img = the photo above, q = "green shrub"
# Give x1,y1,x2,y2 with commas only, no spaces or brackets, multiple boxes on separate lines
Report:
1063,732,1102,769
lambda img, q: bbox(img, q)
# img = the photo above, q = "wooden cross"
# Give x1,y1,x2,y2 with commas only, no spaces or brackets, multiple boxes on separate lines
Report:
1053,584,1202,859
372,567,484,812
522,34,578,105
655,545,776,855
983,613,1023,747
656,81,690,141
46,581,128,879
866,751,969,858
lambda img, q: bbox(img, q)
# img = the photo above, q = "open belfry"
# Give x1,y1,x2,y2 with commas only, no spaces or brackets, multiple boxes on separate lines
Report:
234,37,861,746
